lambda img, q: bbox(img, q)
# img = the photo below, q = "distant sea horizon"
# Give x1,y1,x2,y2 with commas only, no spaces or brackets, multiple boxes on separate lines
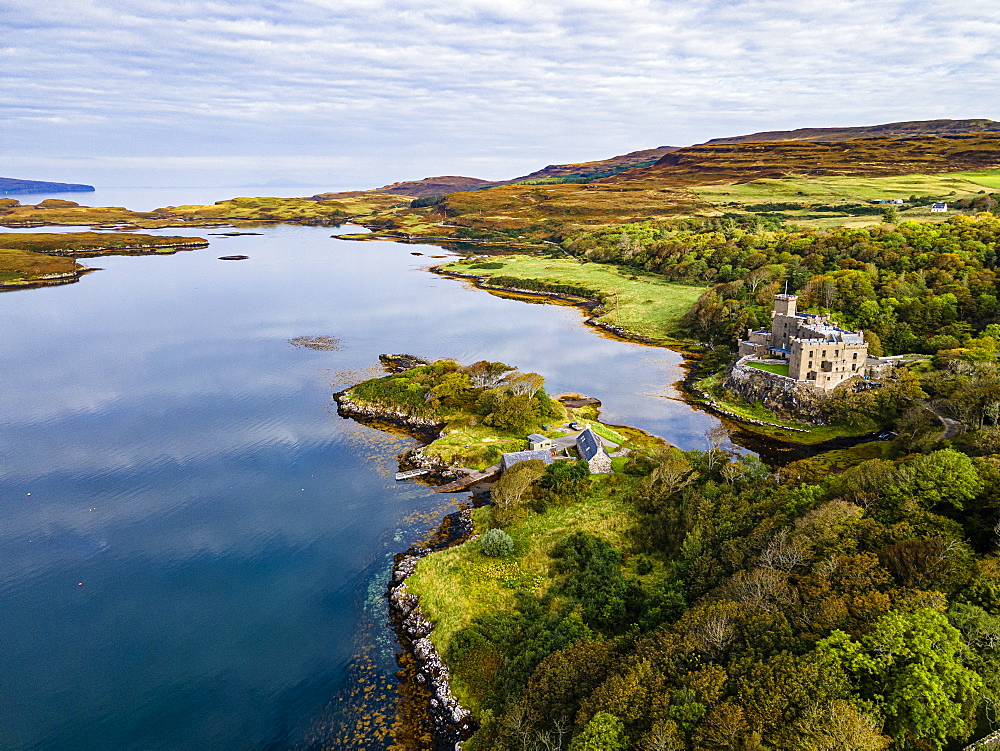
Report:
5,185,362,212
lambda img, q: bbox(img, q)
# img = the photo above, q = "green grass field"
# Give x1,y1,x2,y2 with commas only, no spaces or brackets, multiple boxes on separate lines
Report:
406,478,643,708
746,361,789,376
444,255,705,340
696,169,1000,206
953,170,1000,189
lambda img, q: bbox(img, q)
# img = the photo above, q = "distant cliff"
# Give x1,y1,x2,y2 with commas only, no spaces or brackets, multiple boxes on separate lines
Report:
0,177,95,195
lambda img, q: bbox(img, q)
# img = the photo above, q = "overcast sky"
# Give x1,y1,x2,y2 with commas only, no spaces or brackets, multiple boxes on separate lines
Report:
3,0,999,189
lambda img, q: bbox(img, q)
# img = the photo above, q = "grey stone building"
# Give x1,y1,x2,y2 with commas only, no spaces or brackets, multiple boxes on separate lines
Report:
500,449,554,472
737,294,870,389
575,427,612,474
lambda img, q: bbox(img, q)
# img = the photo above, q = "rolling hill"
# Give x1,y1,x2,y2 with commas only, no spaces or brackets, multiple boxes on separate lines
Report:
611,133,1000,185
0,177,95,195
702,118,1000,145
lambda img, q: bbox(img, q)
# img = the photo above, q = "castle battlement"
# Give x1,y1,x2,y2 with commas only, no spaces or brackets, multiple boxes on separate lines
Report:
737,294,870,389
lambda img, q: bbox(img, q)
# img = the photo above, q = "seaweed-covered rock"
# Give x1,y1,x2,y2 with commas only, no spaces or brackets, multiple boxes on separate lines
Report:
379,353,432,372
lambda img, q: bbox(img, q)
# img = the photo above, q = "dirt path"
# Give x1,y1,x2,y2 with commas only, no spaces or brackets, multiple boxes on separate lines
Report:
924,401,963,440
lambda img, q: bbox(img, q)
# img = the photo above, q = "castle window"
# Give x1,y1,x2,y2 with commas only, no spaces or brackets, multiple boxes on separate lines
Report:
853,352,858,359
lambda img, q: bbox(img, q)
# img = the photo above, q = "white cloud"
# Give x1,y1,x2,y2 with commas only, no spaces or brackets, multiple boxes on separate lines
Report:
2,0,998,187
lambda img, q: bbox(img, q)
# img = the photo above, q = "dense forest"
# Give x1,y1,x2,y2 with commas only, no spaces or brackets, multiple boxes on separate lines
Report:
565,212,1000,359
448,430,1000,750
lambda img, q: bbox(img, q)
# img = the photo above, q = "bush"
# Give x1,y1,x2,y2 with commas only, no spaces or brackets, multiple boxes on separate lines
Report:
481,528,515,557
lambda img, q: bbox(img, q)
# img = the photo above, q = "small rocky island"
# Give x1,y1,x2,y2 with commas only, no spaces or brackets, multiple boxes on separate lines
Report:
334,355,634,485
0,231,209,289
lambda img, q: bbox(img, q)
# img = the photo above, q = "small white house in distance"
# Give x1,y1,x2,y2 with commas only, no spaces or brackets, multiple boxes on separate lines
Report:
527,433,554,451
890,198,904,205
932,202,948,213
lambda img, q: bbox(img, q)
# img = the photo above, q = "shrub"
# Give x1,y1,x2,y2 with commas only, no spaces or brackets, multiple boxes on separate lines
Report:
481,528,515,558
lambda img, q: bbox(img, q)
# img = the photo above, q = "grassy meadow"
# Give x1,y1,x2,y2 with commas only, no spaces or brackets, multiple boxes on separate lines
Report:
406,476,646,709
444,255,705,340
696,169,1000,205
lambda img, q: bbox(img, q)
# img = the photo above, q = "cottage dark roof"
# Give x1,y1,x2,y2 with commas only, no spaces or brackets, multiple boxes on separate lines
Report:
527,433,548,442
500,449,554,471
575,427,605,462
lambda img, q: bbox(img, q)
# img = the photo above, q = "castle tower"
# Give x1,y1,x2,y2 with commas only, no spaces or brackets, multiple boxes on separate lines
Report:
773,294,797,318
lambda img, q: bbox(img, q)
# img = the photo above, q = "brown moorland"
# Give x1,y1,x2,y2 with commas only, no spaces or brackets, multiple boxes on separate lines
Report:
0,194,406,229
0,232,207,256
0,232,209,288
0,248,84,288
361,133,1000,243
618,133,1000,185
702,117,1000,144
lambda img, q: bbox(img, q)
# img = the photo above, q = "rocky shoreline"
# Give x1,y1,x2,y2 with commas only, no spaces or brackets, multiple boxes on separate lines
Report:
334,360,486,748
333,389,445,440
0,268,93,290
388,508,479,749
432,265,831,440
43,240,210,256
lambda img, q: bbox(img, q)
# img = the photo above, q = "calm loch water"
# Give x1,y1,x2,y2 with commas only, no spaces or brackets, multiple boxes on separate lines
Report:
0,222,724,749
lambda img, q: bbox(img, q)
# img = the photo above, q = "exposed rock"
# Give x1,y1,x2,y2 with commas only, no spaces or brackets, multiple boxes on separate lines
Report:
332,390,445,441
387,508,478,749
722,360,858,425
380,353,432,372
556,393,602,408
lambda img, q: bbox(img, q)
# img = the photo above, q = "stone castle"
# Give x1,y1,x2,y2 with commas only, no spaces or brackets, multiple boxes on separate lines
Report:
737,294,870,389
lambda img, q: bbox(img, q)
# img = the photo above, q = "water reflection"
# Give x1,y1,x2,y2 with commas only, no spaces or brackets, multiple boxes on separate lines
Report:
0,224,725,750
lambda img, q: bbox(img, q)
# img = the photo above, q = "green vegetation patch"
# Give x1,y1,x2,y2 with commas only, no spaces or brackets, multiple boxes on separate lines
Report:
781,440,891,484
444,255,705,339
347,359,568,470
952,169,1000,189
0,248,82,285
408,425,1000,749
746,361,789,376
0,232,203,255
406,474,636,696
697,171,999,206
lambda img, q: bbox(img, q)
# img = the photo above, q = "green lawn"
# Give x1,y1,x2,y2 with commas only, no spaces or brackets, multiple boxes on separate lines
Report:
746,361,789,376
443,255,705,340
